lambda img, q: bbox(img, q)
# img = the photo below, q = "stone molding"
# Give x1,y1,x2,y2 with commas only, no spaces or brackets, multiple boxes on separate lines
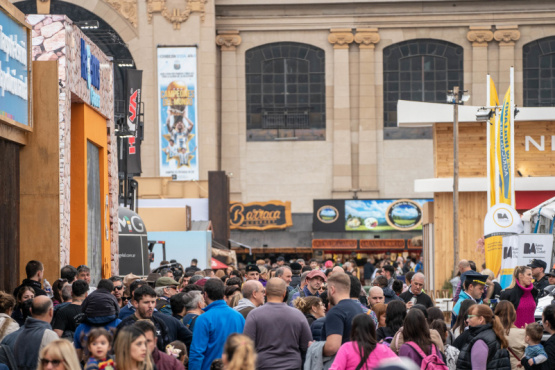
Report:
328,28,354,49
467,26,494,47
216,30,242,51
354,28,380,49
146,0,208,30
103,0,138,27
494,26,520,46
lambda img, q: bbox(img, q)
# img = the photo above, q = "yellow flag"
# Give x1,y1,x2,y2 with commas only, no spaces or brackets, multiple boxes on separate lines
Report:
488,78,499,208
497,87,513,205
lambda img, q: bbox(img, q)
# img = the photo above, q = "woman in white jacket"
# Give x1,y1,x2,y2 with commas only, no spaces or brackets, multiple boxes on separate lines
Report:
0,291,19,341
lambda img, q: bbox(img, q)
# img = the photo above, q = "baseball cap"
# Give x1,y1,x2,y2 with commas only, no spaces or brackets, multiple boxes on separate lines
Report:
307,270,327,282
277,256,285,262
246,265,261,273
155,276,180,287
546,269,555,277
528,259,547,270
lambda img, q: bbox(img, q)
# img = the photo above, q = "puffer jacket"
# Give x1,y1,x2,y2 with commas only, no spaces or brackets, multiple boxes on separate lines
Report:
456,323,511,370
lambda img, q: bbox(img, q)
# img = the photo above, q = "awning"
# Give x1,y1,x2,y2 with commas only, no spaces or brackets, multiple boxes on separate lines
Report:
211,258,228,270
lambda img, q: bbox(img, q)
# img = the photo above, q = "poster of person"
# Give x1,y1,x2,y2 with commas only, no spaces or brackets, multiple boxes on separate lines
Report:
157,47,199,180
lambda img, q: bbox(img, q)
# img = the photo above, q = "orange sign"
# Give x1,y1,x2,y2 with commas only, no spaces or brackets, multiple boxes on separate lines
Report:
312,239,358,249
360,239,406,249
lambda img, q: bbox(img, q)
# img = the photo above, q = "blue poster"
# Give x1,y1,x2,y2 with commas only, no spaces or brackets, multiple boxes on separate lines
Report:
0,10,29,125
345,199,432,232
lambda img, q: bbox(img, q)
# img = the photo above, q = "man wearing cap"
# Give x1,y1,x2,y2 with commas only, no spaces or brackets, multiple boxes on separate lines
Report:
529,259,550,292
547,269,555,286
245,265,260,282
289,270,326,305
155,277,180,316
289,262,302,288
451,274,488,326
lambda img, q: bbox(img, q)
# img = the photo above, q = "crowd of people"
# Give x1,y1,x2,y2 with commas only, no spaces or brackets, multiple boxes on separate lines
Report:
0,256,554,370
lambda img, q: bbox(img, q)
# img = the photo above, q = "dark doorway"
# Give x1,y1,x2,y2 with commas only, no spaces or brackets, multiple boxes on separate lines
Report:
0,138,20,292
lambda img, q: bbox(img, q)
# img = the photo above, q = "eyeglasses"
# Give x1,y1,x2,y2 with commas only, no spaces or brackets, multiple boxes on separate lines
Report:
114,286,124,291
40,359,63,367
467,315,478,318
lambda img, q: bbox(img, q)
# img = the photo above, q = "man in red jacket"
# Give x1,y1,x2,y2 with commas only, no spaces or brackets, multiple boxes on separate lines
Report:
134,320,184,370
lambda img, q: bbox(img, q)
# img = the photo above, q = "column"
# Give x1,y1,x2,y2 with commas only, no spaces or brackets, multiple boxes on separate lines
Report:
216,30,242,194
494,26,520,95
355,28,380,192
328,28,354,192
467,27,494,105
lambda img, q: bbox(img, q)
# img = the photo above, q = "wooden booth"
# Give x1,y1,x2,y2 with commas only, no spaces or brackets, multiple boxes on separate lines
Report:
399,100,555,291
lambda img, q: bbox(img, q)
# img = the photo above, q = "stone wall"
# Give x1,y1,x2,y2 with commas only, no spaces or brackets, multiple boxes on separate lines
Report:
27,14,119,274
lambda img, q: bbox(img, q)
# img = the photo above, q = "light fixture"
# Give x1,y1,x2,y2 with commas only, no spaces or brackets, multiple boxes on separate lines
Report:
476,108,494,121
117,59,134,68
75,20,99,30
446,89,470,104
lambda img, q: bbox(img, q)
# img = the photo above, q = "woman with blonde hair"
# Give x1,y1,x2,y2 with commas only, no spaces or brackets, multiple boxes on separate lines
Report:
494,300,526,369
499,265,538,328
292,296,326,326
114,326,153,370
38,340,81,370
455,304,510,369
222,333,256,370
0,291,18,341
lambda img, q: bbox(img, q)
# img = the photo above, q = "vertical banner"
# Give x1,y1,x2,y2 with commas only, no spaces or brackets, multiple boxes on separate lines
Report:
157,47,199,181
484,203,523,279
487,75,499,208
496,68,515,207
125,69,143,175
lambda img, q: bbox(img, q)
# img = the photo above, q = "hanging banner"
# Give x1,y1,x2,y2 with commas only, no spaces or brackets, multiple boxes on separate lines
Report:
157,47,199,181
487,75,499,208
484,203,523,279
125,69,143,175
500,234,554,288
496,70,515,207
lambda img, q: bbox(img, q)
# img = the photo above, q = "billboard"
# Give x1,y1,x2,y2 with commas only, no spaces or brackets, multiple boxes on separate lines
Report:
157,47,198,180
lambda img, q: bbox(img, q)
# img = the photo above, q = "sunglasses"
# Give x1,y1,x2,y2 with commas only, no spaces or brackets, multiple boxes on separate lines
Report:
114,286,124,291
122,296,131,302
40,359,63,367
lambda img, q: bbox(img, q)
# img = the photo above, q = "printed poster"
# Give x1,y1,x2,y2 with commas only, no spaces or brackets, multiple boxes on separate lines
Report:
157,47,199,180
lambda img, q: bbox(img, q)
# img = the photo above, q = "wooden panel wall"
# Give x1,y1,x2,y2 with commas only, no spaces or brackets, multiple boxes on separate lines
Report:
435,121,555,178
20,61,60,286
0,138,20,293
209,171,230,247
433,192,487,290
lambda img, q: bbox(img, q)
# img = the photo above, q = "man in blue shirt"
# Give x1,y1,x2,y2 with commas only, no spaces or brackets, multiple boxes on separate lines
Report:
189,278,245,370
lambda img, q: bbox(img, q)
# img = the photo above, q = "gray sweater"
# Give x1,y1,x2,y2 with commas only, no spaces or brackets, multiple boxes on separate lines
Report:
244,302,312,370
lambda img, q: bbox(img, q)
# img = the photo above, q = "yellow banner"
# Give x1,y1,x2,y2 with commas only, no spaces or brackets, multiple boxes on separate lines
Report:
497,87,513,205
485,235,503,277
488,77,499,208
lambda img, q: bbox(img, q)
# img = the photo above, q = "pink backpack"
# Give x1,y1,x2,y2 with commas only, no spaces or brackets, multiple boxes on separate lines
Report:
404,342,448,370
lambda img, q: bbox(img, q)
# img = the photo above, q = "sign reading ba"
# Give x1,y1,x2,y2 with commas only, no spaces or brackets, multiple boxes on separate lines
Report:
0,9,30,126
80,38,100,108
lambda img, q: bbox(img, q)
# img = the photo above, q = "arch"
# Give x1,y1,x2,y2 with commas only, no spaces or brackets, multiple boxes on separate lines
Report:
523,36,555,107
383,38,464,127
14,0,138,118
245,42,326,141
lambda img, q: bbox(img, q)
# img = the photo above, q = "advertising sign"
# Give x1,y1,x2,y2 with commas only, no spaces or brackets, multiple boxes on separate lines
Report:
500,234,554,288
497,86,514,206
345,199,432,232
157,47,198,181
117,207,149,276
230,201,293,230
125,69,143,175
0,8,30,127
313,200,345,232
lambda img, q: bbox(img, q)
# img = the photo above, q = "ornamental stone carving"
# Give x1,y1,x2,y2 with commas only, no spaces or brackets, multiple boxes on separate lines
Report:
494,26,520,46
216,30,241,51
103,0,138,27
328,28,354,49
354,28,380,49
467,26,494,47
146,0,208,30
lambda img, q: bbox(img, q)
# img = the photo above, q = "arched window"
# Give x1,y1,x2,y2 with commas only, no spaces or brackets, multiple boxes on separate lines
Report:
245,42,325,141
383,39,464,128
523,37,555,107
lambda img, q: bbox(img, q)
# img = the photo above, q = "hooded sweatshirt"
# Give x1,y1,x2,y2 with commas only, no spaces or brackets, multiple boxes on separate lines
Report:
383,287,402,303
233,298,256,313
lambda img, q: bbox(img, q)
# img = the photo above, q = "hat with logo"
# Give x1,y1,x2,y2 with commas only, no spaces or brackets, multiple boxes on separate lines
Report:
155,276,180,288
528,259,547,270
468,274,489,286
306,270,327,282
246,264,261,273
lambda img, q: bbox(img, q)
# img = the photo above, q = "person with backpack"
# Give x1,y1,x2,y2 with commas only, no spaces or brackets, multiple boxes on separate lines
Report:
398,309,447,369
376,300,406,344
455,304,511,370
330,313,397,369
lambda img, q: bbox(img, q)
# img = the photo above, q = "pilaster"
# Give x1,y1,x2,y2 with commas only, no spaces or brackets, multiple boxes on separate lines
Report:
494,26,520,93
467,27,494,105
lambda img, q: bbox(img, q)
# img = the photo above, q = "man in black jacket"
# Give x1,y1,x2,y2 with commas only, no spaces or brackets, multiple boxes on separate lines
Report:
13,260,46,298
529,259,550,293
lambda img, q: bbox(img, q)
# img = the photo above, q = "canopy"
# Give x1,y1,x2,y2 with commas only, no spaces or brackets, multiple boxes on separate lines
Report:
211,258,228,270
